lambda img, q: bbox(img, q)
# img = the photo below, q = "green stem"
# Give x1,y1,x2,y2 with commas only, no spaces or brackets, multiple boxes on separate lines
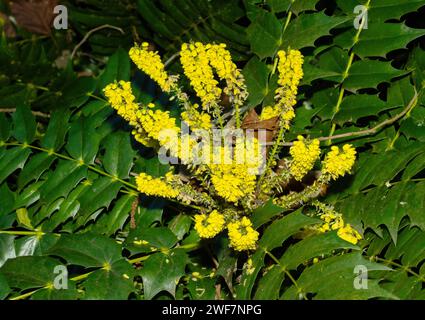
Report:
263,249,307,300
257,124,285,192
0,230,44,236
327,0,370,145
372,256,425,283
87,93,108,103
3,142,203,211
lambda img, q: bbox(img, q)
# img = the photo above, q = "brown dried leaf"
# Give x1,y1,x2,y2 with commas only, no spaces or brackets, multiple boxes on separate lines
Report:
241,109,279,144
10,0,57,35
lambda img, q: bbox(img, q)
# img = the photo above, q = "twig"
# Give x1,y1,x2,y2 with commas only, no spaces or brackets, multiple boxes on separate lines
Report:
164,52,180,67
71,24,125,60
278,90,419,147
0,108,50,118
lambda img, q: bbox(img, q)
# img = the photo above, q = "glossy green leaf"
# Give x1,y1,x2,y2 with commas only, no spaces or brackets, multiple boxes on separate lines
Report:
141,249,187,299
83,259,135,300
344,60,407,91
0,147,31,185
12,105,36,144
98,48,131,91
242,57,271,107
103,132,135,179
47,233,123,267
247,10,282,59
282,12,349,49
65,117,101,164
0,256,62,291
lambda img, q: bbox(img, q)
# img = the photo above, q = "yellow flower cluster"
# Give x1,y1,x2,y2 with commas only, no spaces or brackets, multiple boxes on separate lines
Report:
181,107,212,131
208,140,262,203
136,172,178,198
207,43,247,105
322,144,356,180
261,50,303,127
103,81,138,124
136,104,180,142
180,42,247,110
194,210,225,238
180,42,222,109
129,42,175,92
276,49,304,108
103,42,357,253
210,165,256,203
103,81,155,146
289,136,320,181
313,202,362,245
228,217,259,251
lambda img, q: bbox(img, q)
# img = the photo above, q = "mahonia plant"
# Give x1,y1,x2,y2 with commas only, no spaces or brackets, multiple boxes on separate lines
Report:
103,42,359,251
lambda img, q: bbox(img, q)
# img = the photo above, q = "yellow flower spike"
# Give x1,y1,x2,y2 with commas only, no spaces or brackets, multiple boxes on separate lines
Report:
272,49,304,129
129,43,175,92
289,136,321,181
206,43,248,104
103,81,139,124
180,42,221,109
194,210,226,238
227,217,259,251
322,144,356,180
136,172,178,199
136,107,180,141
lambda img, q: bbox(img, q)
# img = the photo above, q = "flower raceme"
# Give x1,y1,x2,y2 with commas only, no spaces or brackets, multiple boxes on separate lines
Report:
322,144,357,180
129,42,176,92
289,136,321,181
135,172,178,199
180,42,248,111
228,217,259,251
194,211,226,238
260,49,303,130
103,42,358,251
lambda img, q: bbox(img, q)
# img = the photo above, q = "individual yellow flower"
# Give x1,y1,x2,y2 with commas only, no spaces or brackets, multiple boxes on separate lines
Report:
227,217,259,251
337,224,362,245
129,42,175,92
194,210,226,238
289,136,320,181
135,172,178,198
180,42,221,109
322,144,356,180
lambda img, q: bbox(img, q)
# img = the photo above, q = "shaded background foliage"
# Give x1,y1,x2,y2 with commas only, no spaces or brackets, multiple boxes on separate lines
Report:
0,0,424,300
